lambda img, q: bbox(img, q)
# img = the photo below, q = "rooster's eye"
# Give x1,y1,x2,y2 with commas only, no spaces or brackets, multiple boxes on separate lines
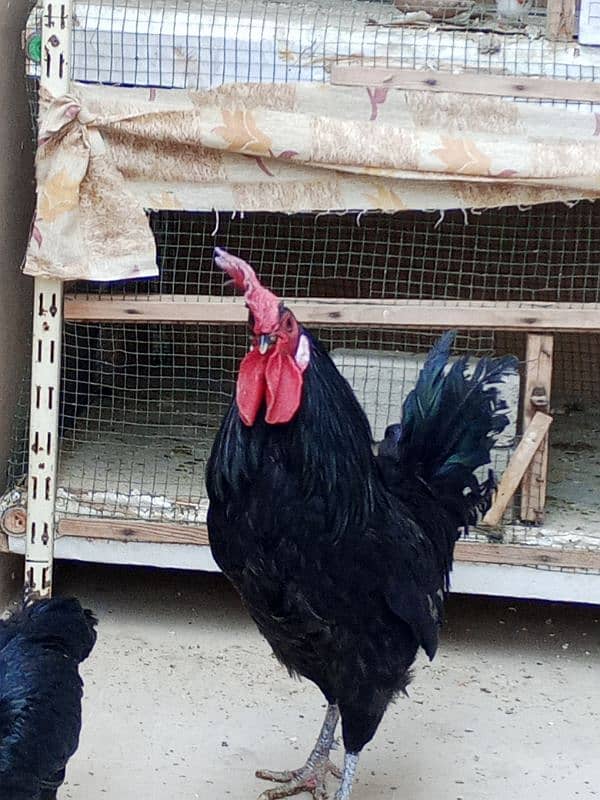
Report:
283,315,294,333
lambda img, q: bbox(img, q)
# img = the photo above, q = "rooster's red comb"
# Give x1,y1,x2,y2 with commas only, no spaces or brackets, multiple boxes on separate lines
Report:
214,248,281,334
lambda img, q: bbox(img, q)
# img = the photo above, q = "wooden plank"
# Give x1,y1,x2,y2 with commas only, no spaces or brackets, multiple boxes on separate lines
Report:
546,0,577,41
455,541,600,571
520,335,554,523
483,411,553,527
394,0,472,16
64,296,600,333
330,66,600,103
58,518,210,546
57,518,600,573
65,297,249,323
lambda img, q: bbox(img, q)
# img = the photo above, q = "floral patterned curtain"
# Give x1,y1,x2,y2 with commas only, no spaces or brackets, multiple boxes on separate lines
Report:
24,81,600,281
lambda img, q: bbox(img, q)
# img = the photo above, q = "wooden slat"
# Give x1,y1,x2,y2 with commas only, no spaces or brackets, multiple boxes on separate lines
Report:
64,296,600,333
455,541,600,571
330,66,600,103
58,518,210,546
56,518,600,572
546,0,577,41
520,335,554,523
64,296,250,323
483,411,553,527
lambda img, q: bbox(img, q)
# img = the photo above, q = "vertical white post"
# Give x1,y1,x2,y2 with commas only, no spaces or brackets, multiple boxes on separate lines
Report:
25,0,72,595
26,280,63,595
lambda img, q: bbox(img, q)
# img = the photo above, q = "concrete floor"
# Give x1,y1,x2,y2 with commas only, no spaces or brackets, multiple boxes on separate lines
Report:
12,561,600,800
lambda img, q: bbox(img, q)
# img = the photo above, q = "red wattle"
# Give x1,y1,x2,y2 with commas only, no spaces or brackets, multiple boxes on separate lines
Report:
236,348,267,426
265,350,304,424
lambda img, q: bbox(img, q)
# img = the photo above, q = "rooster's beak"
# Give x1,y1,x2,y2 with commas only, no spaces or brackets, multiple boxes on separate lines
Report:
258,334,271,355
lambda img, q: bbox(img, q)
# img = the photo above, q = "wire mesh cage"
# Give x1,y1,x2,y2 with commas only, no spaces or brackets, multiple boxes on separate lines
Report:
11,0,600,596
74,205,600,305
23,0,599,96
9,320,521,527
6,205,600,564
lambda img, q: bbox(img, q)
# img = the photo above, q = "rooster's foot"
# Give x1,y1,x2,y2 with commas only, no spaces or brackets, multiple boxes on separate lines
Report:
256,759,342,800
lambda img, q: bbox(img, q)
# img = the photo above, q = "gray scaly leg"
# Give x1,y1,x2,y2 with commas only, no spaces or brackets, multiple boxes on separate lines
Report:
257,704,342,799
333,752,359,800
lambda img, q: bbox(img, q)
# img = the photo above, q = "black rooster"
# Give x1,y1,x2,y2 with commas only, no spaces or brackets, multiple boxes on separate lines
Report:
0,597,97,800
206,249,517,800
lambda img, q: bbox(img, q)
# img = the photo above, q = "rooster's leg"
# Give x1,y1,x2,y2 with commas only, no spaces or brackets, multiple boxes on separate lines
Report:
256,704,341,799
333,752,359,800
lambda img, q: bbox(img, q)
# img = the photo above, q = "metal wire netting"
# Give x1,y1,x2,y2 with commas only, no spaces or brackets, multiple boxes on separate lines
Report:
6,317,600,552
6,201,600,551
24,0,600,107
13,3,600,568
63,202,600,535
75,205,600,306
7,323,516,526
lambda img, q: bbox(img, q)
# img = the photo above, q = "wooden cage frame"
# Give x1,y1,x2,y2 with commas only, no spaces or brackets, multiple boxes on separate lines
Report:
11,0,600,602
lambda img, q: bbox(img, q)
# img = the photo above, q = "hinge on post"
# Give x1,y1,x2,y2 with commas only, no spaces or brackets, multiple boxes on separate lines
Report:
530,386,550,412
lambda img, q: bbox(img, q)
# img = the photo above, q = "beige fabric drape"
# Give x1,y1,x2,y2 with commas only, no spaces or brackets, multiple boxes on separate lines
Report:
24,81,600,281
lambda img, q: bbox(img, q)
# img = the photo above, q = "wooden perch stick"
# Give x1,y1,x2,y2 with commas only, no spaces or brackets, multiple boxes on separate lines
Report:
482,411,553,527
520,335,553,523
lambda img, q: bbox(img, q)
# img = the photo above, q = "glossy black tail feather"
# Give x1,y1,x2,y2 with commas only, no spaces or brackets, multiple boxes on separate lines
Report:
378,331,519,530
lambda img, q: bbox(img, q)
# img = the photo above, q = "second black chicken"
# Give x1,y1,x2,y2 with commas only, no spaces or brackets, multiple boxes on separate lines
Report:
0,596,97,800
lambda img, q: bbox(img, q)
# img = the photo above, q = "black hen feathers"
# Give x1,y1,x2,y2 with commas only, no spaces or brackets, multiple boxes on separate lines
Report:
0,597,97,800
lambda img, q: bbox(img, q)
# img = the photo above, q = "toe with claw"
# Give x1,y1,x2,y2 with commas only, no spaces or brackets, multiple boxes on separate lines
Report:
256,759,342,800
255,705,342,799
